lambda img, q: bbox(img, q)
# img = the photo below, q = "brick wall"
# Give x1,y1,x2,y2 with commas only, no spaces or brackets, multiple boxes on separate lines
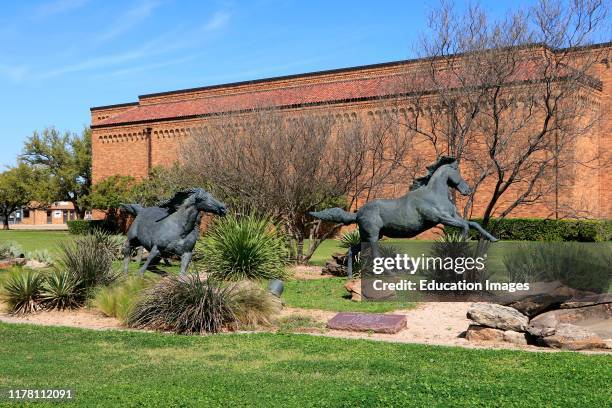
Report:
91,44,611,220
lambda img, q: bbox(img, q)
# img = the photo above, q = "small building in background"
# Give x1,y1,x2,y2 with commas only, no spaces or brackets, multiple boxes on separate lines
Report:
14,202,82,229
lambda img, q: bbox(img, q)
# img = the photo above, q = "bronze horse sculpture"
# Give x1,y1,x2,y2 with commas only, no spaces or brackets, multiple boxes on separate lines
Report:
310,157,498,250
121,188,227,275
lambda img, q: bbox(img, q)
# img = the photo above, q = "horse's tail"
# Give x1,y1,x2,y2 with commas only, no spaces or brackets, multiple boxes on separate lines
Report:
309,208,357,225
120,203,143,216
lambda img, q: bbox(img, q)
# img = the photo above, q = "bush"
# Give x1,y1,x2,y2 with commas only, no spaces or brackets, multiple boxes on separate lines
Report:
55,231,120,294
93,276,156,322
422,232,490,293
445,218,611,242
0,241,24,259
504,242,611,293
26,249,53,265
39,270,82,311
67,220,110,235
127,274,280,334
196,213,289,281
339,229,360,249
1,269,44,314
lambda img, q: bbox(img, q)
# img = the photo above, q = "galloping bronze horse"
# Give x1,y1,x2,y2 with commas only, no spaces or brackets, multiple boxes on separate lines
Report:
310,156,498,246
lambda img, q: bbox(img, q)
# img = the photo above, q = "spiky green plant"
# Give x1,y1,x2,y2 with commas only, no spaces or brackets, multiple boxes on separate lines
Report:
55,232,120,294
39,270,82,310
339,229,360,249
196,213,289,281
126,274,236,334
1,269,44,314
0,241,24,259
26,249,53,265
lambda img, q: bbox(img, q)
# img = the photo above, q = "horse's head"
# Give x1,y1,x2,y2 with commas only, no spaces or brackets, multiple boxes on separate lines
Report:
159,188,227,216
444,161,471,196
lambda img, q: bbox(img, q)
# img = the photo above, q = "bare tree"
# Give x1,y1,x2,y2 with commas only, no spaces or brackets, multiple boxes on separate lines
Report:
402,0,608,225
180,107,416,263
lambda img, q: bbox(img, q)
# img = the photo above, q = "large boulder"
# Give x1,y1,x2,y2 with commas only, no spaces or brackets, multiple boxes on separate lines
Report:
504,283,593,317
345,279,362,301
540,324,607,350
467,303,529,331
561,293,612,309
321,252,348,276
527,303,612,338
465,325,528,345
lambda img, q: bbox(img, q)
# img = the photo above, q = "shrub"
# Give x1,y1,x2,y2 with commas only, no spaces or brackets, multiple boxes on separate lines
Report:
339,229,360,249
93,276,156,322
196,213,289,281
445,218,611,242
422,232,490,293
55,231,120,294
39,270,82,310
127,274,236,334
67,220,109,235
0,241,24,259
1,269,44,314
504,242,610,293
127,274,280,334
26,249,53,265
227,281,281,328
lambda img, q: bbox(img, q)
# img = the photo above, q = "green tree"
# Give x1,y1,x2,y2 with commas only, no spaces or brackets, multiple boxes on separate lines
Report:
81,175,136,212
20,127,92,219
129,164,204,206
0,164,42,230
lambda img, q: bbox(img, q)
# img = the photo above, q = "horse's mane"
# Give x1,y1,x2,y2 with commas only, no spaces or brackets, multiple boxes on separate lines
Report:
156,188,201,214
409,156,457,191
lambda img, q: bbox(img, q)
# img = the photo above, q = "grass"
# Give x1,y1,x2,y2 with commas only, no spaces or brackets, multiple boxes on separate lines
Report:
0,230,72,256
0,323,610,407
283,278,414,312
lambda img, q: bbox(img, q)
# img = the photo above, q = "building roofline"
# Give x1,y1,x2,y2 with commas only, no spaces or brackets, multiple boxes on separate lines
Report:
89,41,609,115
90,102,139,112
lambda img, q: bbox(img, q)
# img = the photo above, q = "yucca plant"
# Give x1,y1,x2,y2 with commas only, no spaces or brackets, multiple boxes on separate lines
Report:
0,241,24,259
196,213,289,281
339,229,360,249
26,249,53,265
127,274,236,334
39,270,82,311
55,232,120,294
1,269,44,314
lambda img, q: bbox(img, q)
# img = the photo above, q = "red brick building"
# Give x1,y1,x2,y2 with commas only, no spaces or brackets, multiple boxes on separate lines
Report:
90,43,611,220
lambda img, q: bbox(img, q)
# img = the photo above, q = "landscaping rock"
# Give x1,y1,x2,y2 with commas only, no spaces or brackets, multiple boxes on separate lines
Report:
505,284,591,317
527,303,612,338
0,258,27,269
25,260,49,269
327,312,407,334
345,279,362,301
560,293,612,309
503,330,528,345
540,324,607,350
465,325,505,342
467,303,528,331
321,252,348,276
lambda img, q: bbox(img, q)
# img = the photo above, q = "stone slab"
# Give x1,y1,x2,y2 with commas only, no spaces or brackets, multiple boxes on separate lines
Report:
327,312,407,334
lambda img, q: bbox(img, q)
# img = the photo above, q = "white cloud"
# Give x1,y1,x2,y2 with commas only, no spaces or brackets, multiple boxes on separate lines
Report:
0,63,30,83
34,0,90,19
203,11,230,32
94,0,161,43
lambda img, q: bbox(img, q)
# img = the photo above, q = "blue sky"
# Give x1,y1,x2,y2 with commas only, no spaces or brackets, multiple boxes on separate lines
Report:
0,0,593,167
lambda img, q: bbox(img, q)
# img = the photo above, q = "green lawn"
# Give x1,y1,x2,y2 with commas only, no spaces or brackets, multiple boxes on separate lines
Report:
283,277,413,312
0,230,72,256
0,323,609,407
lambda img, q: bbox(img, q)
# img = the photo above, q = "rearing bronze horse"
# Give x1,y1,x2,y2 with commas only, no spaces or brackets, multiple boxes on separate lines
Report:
310,156,498,245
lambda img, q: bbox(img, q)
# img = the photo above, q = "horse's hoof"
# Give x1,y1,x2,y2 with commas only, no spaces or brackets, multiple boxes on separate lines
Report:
489,237,499,242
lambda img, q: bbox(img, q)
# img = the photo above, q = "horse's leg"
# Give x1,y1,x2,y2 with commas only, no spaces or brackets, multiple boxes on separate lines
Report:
439,216,470,238
467,221,498,242
122,240,132,275
135,247,144,266
179,252,192,275
139,245,160,276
